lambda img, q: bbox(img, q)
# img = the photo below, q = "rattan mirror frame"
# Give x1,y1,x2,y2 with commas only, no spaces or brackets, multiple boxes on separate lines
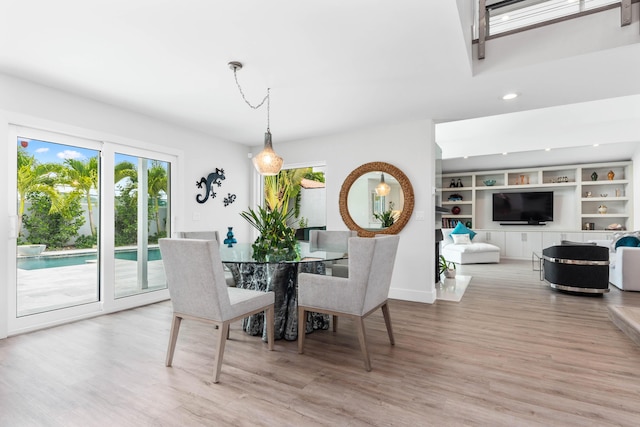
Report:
339,161,414,237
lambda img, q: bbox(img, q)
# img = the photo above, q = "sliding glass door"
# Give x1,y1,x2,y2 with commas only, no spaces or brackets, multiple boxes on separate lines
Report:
15,134,100,317
114,153,170,298
9,125,175,335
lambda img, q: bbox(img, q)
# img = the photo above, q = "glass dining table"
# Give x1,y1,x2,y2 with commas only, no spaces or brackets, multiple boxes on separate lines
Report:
219,241,347,341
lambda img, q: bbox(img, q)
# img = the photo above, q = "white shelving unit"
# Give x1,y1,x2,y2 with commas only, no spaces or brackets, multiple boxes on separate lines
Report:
441,174,474,229
440,161,634,259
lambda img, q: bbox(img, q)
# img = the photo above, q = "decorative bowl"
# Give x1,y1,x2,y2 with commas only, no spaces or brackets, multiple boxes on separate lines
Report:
483,179,496,186
600,193,608,197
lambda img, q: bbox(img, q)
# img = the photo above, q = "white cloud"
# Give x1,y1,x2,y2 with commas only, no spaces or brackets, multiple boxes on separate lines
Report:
35,147,49,153
57,150,83,160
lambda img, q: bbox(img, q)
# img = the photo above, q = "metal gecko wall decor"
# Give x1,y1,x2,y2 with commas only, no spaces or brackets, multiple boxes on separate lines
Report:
195,168,236,206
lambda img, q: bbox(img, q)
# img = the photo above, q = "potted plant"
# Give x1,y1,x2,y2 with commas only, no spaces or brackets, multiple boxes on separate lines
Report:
439,255,456,279
240,205,300,262
374,201,396,228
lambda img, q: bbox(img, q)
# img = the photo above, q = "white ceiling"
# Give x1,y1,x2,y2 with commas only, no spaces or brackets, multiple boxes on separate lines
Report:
1,0,639,159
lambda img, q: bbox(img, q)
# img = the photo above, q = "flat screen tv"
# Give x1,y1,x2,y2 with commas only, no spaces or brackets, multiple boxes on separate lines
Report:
492,191,554,225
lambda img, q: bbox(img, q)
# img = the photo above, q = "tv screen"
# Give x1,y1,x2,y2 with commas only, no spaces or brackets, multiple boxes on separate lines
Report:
492,191,554,224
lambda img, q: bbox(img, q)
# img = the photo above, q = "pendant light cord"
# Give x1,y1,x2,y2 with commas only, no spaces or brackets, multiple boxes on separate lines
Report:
232,67,270,132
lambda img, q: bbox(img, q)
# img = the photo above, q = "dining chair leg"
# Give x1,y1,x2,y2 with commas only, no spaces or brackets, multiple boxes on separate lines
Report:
332,315,338,332
166,314,182,367
355,317,372,371
381,302,395,345
213,321,230,383
266,306,275,351
298,306,306,353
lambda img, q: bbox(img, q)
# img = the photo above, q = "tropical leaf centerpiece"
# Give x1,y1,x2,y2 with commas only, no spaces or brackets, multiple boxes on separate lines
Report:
374,201,397,228
240,205,300,262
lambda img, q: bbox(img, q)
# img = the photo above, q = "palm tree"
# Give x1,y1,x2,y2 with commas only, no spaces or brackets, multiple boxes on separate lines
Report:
113,160,168,237
147,161,168,236
63,157,99,237
264,168,310,214
114,161,136,185
16,148,63,239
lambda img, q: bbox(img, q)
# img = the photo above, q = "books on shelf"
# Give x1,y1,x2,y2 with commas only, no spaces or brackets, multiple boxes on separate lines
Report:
442,218,470,228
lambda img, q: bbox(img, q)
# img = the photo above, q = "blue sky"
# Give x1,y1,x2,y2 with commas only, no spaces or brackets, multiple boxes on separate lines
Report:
18,137,137,165
19,138,96,163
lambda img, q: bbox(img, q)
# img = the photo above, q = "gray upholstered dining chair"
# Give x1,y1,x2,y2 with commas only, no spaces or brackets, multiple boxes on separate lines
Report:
178,230,220,242
308,230,357,278
297,234,400,371
177,231,236,287
159,238,275,383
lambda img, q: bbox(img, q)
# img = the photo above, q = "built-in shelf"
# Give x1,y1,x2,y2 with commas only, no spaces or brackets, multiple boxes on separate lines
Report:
440,161,633,232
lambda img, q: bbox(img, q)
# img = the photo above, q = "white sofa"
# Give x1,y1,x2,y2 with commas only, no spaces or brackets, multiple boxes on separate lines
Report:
590,233,640,291
441,228,500,265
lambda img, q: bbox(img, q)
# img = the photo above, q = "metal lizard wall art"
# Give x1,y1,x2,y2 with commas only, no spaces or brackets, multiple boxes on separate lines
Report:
195,168,225,204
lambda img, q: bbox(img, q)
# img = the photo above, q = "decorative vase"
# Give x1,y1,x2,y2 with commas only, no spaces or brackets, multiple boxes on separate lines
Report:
223,226,237,247
597,205,608,214
607,170,615,180
451,206,461,215
591,171,598,181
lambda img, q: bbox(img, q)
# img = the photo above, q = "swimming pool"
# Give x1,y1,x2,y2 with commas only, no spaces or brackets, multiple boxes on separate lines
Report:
17,248,162,270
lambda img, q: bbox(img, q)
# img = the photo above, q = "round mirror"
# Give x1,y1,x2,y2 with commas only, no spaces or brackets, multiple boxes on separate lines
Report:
339,162,414,237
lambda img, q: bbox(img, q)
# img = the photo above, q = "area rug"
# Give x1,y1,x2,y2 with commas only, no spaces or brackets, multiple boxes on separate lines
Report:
436,275,472,302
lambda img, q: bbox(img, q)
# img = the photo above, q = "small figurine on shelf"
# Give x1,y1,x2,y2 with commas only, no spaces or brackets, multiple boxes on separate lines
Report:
591,171,598,181
456,178,463,188
607,170,615,180
449,179,456,188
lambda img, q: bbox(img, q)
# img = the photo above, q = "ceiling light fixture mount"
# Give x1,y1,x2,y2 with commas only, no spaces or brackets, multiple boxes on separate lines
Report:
229,61,283,176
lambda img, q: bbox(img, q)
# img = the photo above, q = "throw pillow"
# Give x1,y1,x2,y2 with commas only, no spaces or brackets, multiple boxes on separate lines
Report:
615,235,640,249
452,234,471,245
450,222,477,240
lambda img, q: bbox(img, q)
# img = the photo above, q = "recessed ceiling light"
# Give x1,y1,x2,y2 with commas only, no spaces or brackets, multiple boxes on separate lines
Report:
502,93,519,100
463,156,469,159
593,144,600,147
545,148,551,151
502,152,508,156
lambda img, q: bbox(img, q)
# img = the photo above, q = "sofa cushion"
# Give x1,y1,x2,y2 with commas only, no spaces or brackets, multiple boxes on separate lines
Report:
443,242,499,254
452,234,471,245
450,222,476,240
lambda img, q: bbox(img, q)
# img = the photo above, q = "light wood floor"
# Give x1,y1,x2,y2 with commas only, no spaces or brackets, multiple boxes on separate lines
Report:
2,259,640,426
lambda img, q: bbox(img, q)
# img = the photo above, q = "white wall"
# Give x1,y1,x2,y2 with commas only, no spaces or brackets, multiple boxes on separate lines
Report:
269,119,437,303
0,73,253,338
634,146,640,230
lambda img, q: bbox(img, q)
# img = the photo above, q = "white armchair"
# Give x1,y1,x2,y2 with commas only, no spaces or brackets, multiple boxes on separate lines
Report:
610,246,640,291
590,233,640,291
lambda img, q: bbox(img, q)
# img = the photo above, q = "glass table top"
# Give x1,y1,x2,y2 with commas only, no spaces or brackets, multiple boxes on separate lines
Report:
219,241,347,264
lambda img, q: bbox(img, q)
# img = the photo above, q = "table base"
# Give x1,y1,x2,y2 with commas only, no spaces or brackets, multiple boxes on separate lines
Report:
226,261,330,340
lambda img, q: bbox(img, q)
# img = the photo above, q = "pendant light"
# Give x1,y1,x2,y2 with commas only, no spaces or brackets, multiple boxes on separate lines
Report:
375,173,391,196
229,61,283,176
